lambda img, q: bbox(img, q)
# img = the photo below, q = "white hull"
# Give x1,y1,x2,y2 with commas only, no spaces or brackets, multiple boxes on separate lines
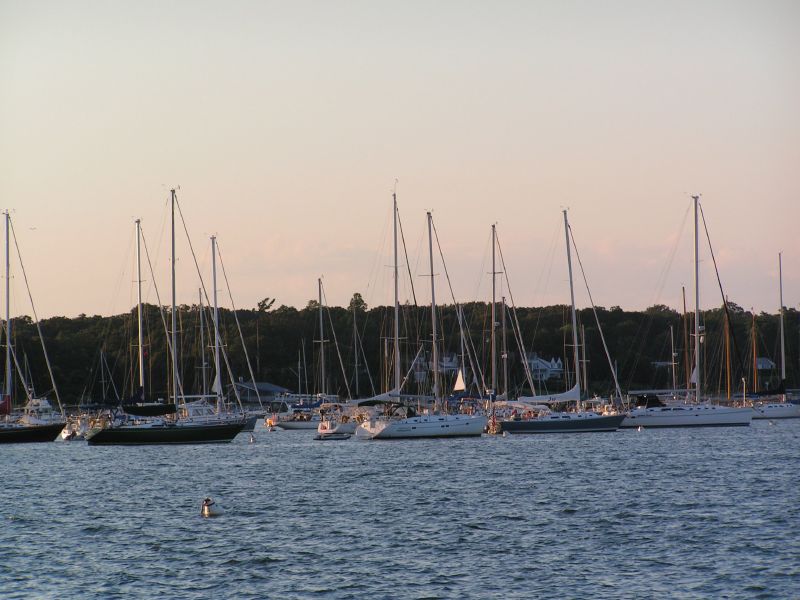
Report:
275,420,319,430
621,404,752,428
751,402,800,419
317,420,357,435
355,414,486,439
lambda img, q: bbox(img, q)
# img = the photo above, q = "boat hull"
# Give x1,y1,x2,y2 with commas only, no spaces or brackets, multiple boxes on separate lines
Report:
620,405,752,428
751,402,800,419
314,433,352,440
501,414,624,434
85,421,246,445
356,414,487,439
0,422,66,443
275,420,319,430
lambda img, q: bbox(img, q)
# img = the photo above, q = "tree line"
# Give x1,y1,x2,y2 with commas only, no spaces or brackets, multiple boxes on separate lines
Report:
5,295,797,407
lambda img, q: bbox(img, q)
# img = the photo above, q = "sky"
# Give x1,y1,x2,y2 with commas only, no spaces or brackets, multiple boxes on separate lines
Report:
1,0,798,319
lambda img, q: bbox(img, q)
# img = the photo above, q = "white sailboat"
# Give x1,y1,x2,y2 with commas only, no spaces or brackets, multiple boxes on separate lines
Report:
501,210,624,433
0,210,66,443
621,196,752,428
355,201,486,439
752,252,800,419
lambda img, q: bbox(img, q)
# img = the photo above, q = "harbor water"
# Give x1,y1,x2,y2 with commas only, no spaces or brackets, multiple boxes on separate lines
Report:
1,420,798,598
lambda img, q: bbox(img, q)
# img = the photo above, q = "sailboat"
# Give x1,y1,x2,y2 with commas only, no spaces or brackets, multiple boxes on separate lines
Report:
355,202,486,439
621,196,752,428
500,210,624,433
751,253,800,419
86,192,246,445
0,211,66,443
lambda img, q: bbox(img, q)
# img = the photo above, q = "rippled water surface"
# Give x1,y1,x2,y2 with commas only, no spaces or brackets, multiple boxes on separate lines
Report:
1,420,798,598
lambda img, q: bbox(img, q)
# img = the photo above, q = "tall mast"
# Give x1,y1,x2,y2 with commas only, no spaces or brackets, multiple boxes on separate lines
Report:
170,189,179,405
563,209,581,404
4,211,10,401
581,323,588,395
670,324,677,391
427,212,439,406
490,224,497,396
751,312,758,393
393,192,400,393
682,286,690,392
353,305,359,398
199,287,208,397
724,307,731,400
135,219,145,394
318,277,325,396
779,252,785,398
501,296,508,398
692,195,701,401
211,235,222,402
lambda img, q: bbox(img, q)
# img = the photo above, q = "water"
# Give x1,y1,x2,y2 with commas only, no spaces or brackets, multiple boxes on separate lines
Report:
1,420,798,599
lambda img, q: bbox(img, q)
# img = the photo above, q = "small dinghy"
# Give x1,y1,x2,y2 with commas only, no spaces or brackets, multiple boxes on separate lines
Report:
201,497,223,518
314,432,351,441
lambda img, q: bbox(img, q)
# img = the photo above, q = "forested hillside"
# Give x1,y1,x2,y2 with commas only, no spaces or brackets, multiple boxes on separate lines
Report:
6,296,797,406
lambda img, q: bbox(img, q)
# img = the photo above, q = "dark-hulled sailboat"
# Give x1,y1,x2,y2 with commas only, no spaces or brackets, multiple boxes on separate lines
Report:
86,193,245,445
497,211,624,434
0,210,66,443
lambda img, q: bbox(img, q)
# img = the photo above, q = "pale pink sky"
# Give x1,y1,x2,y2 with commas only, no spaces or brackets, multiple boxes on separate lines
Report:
1,1,798,318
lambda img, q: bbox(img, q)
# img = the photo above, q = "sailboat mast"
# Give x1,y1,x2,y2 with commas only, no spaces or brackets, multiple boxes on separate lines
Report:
682,286,690,392
563,210,581,404
318,277,325,396
427,212,439,405
724,308,731,400
692,195,701,401
170,189,179,405
670,325,677,391
4,211,10,400
501,296,508,398
199,288,208,397
581,323,588,395
135,219,145,392
491,224,497,396
212,235,222,402
393,192,400,393
353,305,359,398
751,313,758,392
779,252,785,396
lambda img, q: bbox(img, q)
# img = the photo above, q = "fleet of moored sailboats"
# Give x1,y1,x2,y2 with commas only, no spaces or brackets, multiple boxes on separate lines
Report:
2,191,798,446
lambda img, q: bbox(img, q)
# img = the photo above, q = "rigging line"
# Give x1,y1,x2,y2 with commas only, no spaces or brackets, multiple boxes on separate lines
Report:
7,340,34,403
321,282,352,400
8,218,64,416
172,198,244,412
395,203,418,307
143,196,170,304
567,223,624,402
139,226,187,402
528,216,561,355
621,201,691,390
355,318,376,396
698,203,746,386
494,228,536,394
431,219,486,395
215,242,263,410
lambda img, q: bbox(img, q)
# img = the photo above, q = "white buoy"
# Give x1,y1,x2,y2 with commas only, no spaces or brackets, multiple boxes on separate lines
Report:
502,431,508,437
201,497,222,518
637,425,643,432
249,433,255,443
